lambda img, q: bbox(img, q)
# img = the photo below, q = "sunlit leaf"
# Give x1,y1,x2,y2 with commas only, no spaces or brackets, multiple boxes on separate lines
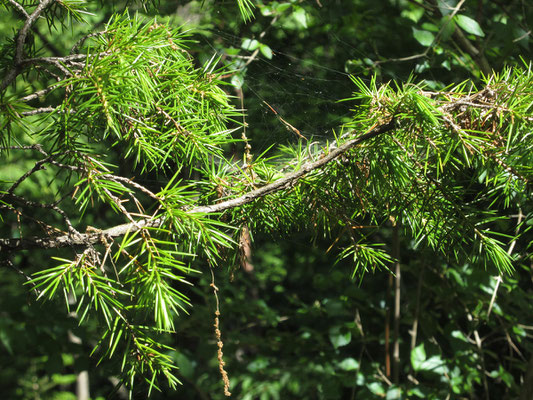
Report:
455,14,485,37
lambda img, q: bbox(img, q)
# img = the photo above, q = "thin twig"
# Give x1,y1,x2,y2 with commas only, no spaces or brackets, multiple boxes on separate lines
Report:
5,156,51,194
4,144,85,171
19,85,61,102
20,106,57,116
243,15,279,68
3,258,42,296
21,53,89,66
15,0,56,63
472,321,490,400
2,193,81,238
1,0,57,91
2,148,82,193
5,0,29,18
375,0,465,67
71,30,106,54
410,265,425,352
100,175,160,200
0,145,41,151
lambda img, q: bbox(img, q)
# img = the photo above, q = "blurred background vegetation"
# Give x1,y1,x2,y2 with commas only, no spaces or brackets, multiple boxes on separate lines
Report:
1,0,532,399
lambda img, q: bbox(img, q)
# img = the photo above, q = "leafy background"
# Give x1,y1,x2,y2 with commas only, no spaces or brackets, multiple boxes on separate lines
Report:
0,0,532,399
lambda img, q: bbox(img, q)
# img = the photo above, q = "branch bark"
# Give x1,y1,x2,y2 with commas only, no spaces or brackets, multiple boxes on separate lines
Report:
1,0,57,92
0,120,396,252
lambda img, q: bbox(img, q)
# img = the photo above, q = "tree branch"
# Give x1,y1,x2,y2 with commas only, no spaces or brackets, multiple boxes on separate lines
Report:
5,0,29,18
21,53,89,66
1,0,57,92
0,120,396,252
2,193,81,238
452,28,491,76
20,106,56,116
19,85,61,102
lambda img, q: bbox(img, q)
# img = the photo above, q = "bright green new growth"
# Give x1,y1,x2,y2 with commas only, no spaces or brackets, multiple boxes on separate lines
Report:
1,0,532,394
58,15,240,173
339,71,531,274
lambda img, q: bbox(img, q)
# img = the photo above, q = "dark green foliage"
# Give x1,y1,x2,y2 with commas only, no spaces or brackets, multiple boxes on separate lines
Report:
0,0,532,398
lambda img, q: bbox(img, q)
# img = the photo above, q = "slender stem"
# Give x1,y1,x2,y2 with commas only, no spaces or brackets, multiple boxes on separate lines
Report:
392,221,401,384
21,106,56,116
5,0,29,18
410,265,424,352
21,53,89,65
19,85,61,102
16,0,56,63
0,0,57,91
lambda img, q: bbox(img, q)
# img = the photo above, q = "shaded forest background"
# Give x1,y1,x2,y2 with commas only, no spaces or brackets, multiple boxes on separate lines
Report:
0,0,532,399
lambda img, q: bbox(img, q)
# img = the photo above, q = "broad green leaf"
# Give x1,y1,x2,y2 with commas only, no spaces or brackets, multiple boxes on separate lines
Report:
338,357,359,371
408,387,427,398
260,44,273,59
412,344,448,374
412,28,434,47
329,326,352,348
386,387,402,400
260,4,273,16
455,14,485,37
421,22,438,32
513,325,526,337
242,38,260,51
292,7,307,28
421,355,447,374
52,373,78,385
401,7,424,23
451,330,468,342
248,357,270,372
368,382,386,396
231,74,244,90
411,343,426,371
275,3,291,13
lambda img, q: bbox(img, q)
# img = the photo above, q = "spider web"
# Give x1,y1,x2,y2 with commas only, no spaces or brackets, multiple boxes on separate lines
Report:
198,27,362,153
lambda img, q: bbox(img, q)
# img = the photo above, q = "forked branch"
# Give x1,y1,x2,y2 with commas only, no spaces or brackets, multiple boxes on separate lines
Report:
0,120,396,252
